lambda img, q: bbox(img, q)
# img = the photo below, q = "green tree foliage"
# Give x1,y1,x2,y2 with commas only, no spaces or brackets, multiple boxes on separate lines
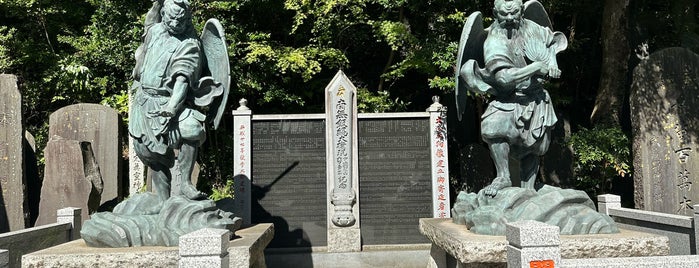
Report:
1,0,102,164
569,126,632,198
2,0,696,197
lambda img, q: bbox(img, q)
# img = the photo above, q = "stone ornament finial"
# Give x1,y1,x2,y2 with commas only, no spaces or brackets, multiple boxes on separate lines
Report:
237,98,250,111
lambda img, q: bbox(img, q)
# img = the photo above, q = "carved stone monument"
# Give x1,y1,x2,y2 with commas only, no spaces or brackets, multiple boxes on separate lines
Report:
630,47,699,215
0,74,25,232
232,99,252,226
36,138,102,226
80,0,239,247
325,70,361,252
49,103,120,205
451,0,618,235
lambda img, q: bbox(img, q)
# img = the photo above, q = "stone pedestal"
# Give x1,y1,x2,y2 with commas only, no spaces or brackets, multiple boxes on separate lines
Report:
179,228,231,268
22,223,274,268
419,218,669,267
0,249,7,268
505,221,561,268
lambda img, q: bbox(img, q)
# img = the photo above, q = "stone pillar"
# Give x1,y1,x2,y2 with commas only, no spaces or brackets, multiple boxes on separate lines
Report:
57,207,82,240
597,194,621,215
694,204,699,254
427,243,447,268
0,74,25,232
325,70,361,252
0,249,7,268
179,228,230,268
428,96,450,218
233,99,252,226
506,220,561,268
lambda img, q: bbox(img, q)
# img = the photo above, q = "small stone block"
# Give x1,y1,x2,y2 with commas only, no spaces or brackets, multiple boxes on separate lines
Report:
0,249,8,268
507,245,560,268
179,228,230,256
327,228,361,252
561,255,699,268
179,255,229,268
506,220,560,248
529,259,554,268
597,194,621,203
56,207,82,217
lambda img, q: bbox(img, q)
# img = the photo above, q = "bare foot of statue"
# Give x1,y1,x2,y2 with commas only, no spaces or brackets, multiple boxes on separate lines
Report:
181,183,207,200
483,177,512,197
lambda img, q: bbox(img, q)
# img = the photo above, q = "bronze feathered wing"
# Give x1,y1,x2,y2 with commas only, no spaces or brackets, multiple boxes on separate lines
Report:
523,0,553,30
455,11,489,121
196,18,230,130
523,0,568,54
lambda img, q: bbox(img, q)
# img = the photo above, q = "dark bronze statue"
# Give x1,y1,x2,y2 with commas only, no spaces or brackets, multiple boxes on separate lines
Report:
456,0,567,197
81,0,238,247
452,0,618,236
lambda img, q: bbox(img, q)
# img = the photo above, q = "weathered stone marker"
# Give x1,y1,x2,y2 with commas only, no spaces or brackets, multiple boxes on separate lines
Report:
631,47,699,215
49,103,120,206
35,138,103,225
428,97,451,219
0,74,25,232
325,70,361,252
232,99,252,226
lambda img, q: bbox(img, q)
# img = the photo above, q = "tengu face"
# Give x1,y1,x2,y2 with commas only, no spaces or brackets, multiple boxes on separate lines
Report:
161,1,191,35
495,6,522,29
494,0,523,31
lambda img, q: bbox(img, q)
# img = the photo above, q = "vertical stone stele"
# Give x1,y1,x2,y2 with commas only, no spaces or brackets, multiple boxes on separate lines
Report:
630,47,699,215
325,70,361,252
48,104,120,205
0,74,25,232
232,98,252,226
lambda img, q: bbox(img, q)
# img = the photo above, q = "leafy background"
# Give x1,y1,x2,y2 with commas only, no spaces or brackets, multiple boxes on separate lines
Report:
0,0,696,203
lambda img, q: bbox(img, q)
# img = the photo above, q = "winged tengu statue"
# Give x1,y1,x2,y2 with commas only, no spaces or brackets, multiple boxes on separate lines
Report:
455,0,567,198
80,0,240,247
130,0,230,202
450,0,619,236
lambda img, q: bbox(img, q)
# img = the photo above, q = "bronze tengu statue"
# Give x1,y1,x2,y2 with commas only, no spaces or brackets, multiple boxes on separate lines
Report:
81,0,239,247
452,0,618,235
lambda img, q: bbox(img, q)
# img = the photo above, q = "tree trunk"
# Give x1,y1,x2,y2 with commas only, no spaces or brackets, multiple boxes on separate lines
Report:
590,0,630,126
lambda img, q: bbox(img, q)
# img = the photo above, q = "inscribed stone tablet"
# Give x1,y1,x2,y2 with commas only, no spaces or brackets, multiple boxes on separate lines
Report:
0,74,24,232
359,118,432,244
36,139,102,225
630,47,699,215
49,104,121,206
251,119,327,247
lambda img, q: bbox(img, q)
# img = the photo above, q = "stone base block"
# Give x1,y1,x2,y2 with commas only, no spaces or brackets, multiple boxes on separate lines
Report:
265,244,431,268
506,245,561,268
419,218,669,266
22,223,274,268
561,255,699,267
327,228,361,252
179,255,229,268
